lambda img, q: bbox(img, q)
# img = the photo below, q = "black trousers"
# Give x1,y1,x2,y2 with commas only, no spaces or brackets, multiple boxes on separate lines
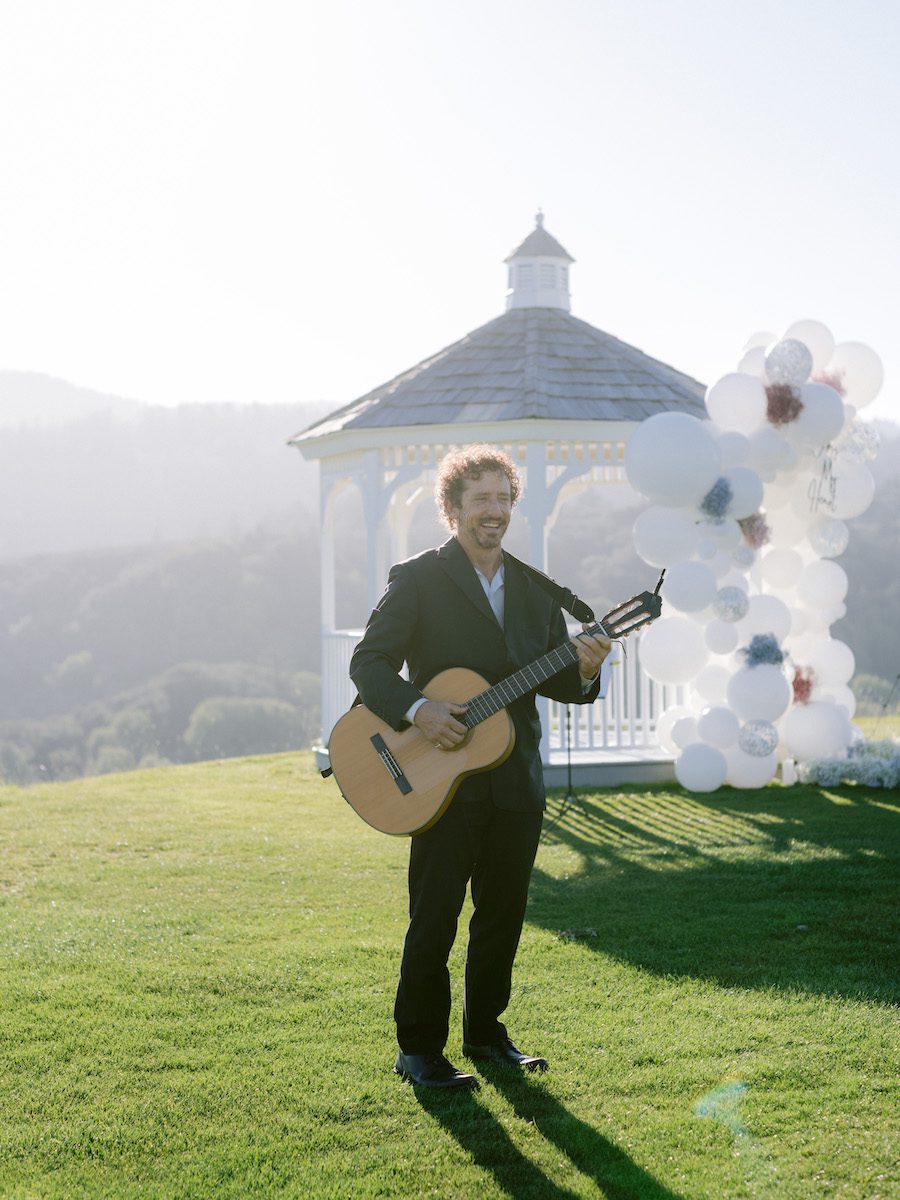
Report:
394,793,543,1054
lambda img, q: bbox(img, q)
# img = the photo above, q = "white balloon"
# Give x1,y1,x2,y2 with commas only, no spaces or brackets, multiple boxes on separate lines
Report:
736,347,766,377
828,342,884,409
716,430,751,468
705,620,739,655
699,518,741,550
632,507,698,568
662,561,718,612
705,373,768,435
744,330,778,351
655,705,694,755
805,638,855,686
725,747,778,788
723,466,764,519
803,602,846,632
792,459,875,524
760,547,803,589
675,743,727,792
697,705,740,749
783,383,845,449
765,339,813,387
739,594,793,642
767,506,810,548
639,617,709,685
782,701,852,760
625,413,722,507
797,560,849,609
814,684,857,719
830,461,875,520
747,427,796,477
672,716,699,749
727,664,792,721
694,664,731,704
782,319,835,371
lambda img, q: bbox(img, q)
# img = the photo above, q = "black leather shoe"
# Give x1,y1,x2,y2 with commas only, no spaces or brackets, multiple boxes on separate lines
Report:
394,1052,478,1089
462,1037,549,1072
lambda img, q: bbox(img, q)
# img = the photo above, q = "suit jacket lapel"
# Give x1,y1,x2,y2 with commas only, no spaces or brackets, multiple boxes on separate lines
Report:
436,537,501,629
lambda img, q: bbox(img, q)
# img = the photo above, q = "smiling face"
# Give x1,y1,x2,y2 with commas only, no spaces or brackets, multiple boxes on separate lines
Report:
450,469,513,558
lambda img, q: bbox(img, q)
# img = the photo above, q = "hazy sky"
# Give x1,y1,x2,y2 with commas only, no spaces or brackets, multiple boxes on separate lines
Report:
2,0,897,420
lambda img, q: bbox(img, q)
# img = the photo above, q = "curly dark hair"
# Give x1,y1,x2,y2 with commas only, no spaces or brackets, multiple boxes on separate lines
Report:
435,445,522,529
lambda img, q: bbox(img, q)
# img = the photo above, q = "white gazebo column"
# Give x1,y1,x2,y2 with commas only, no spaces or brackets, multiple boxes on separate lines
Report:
519,442,553,571
320,481,338,631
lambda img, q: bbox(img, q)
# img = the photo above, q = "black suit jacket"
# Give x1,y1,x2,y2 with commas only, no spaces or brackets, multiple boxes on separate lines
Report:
349,537,601,811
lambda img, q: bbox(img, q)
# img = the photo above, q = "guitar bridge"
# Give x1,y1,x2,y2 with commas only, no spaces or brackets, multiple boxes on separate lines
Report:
370,733,413,795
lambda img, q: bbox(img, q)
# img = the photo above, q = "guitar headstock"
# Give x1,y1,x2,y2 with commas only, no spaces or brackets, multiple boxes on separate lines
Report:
596,590,663,639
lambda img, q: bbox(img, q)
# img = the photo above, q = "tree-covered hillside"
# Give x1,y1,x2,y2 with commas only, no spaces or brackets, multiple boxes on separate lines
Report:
1,419,897,785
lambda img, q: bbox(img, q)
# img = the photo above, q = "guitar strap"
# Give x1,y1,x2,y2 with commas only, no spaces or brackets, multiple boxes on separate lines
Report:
504,553,595,623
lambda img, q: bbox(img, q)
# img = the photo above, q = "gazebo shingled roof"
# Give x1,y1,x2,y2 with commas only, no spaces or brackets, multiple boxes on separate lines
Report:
293,306,706,445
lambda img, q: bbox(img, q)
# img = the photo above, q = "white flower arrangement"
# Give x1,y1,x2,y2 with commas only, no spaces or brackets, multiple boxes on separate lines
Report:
798,738,900,788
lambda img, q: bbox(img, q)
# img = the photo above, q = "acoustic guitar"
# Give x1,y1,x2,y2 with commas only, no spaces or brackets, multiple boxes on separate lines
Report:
327,587,663,836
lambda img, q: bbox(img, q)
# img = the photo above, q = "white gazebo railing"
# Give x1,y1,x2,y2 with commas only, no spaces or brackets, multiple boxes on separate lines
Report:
318,627,677,767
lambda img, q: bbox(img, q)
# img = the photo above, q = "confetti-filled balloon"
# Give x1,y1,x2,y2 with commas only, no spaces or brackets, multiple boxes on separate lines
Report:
765,339,813,387
807,516,849,558
832,420,880,464
738,719,779,757
713,586,750,623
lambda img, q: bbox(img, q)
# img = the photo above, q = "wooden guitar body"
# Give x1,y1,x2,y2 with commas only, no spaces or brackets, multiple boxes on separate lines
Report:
328,667,515,836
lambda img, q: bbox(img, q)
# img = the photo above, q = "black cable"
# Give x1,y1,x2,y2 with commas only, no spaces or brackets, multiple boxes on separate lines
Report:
871,672,900,738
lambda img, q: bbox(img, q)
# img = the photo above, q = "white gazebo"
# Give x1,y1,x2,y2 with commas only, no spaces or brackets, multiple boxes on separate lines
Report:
290,215,706,784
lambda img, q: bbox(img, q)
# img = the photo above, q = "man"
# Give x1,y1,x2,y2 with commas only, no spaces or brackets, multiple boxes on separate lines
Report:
350,445,610,1090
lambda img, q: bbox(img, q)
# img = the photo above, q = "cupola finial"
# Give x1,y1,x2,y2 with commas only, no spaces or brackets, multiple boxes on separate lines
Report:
535,208,544,228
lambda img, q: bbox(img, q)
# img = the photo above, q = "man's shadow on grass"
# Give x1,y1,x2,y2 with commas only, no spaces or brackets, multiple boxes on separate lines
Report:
531,784,898,1002
415,1070,682,1200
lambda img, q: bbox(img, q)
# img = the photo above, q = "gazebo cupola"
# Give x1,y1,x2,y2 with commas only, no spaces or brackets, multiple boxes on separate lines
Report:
505,209,574,312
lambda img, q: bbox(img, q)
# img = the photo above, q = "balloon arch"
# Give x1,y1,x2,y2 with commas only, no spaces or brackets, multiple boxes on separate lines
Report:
624,319,883,792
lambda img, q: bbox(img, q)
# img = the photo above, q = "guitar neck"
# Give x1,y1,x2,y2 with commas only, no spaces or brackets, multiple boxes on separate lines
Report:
463,620,608,730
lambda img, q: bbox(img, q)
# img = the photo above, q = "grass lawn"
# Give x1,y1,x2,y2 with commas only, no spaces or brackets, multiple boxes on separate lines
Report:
1,754,897,1199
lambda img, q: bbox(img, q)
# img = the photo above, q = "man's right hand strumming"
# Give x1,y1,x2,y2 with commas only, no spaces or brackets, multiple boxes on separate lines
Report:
413,700,469,750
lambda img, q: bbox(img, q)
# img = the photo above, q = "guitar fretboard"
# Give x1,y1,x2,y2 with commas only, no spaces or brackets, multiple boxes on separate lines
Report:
463,621,607,730
461,590,660,730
